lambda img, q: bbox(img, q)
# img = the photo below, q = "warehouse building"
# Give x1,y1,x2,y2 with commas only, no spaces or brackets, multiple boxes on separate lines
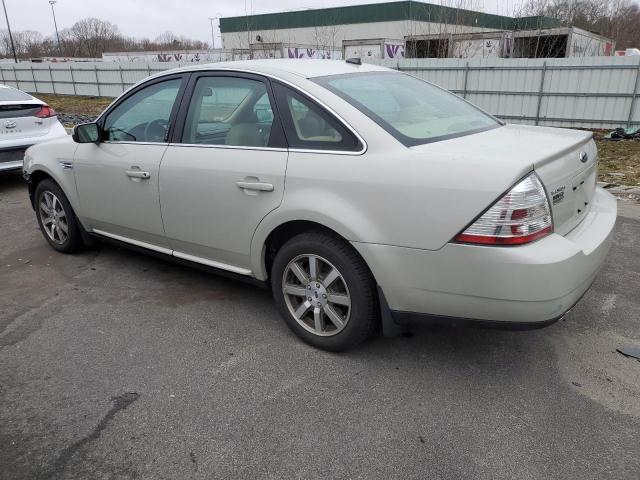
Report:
101,1,614,62
219,0,561,52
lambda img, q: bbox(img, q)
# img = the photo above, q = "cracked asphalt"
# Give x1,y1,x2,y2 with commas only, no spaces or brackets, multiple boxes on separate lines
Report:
1,171,639,480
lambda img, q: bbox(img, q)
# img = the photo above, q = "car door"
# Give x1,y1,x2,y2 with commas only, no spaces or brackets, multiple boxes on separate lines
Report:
159,72,288,273
74,75,187,250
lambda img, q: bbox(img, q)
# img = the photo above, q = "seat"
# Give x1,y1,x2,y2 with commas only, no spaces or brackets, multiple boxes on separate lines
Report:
225,123,267,147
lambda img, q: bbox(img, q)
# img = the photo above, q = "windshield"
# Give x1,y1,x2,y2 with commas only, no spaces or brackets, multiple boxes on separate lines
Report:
313,71,501,146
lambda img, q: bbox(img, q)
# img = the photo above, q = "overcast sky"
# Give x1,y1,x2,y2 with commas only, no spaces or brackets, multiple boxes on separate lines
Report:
7,0,527,46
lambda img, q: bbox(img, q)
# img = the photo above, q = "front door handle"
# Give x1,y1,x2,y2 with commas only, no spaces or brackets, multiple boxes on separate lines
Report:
126,169,150,179
235,181,274,192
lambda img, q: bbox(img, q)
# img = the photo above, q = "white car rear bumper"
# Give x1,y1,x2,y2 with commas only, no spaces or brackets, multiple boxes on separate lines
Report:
353,187,617,327
0,120,67,172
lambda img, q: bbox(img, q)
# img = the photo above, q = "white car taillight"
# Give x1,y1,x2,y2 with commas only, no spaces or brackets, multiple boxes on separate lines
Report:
35,105,56,118
455,172,553,246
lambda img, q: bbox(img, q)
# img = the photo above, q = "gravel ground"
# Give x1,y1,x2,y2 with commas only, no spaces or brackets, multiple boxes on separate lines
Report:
1,173,639,480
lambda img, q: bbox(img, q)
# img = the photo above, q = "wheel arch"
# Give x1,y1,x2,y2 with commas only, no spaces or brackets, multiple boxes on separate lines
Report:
27,169,55,209
252,214,378,285
28,167,90,241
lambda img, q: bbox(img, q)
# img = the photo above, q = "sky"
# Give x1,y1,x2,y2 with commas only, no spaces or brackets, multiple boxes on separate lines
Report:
6,0,528,46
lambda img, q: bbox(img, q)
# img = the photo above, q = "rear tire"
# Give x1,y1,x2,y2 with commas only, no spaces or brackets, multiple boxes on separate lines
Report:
271,230,378,351
34,179,83,253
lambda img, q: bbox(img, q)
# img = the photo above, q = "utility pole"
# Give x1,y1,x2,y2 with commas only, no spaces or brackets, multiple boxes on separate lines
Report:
1,0,17,63
49,0,61,54
208,17,216,49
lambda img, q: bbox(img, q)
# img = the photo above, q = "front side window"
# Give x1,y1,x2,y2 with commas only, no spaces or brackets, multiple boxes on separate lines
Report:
182,76,275,148
103,78,181,142
313,71,501,146
272,83,362,152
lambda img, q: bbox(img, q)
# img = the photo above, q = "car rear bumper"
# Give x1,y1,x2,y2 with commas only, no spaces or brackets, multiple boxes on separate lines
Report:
353,187,617,326
0,147,30,171
0,159,24,171
0,121,68,173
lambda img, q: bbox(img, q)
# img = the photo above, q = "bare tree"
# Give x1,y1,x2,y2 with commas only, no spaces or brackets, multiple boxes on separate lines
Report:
68,18,120,58
12,30,44,58
518,0,640,50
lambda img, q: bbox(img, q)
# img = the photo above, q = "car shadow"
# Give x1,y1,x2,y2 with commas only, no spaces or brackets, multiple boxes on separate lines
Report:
2,167,560,374
0,170,26,190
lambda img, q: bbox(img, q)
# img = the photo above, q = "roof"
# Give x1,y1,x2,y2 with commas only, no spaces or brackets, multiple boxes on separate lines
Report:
169,59,391,79
220,1,561,34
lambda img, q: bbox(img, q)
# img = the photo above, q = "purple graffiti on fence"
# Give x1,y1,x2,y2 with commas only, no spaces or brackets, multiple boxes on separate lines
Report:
287,47,336,59
385,44,405,58
155,53,184,62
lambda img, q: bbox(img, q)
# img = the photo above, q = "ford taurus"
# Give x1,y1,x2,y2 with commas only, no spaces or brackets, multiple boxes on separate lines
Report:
23,59,617,351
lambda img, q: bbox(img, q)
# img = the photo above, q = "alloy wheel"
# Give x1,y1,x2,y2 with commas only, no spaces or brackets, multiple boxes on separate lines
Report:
39,191,69,245
282,254,351,337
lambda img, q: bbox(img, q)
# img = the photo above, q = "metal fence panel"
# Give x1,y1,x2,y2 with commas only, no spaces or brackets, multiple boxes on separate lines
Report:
1,57,639,129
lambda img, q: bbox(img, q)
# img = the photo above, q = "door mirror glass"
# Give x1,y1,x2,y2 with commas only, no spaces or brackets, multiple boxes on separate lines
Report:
72,122,100,143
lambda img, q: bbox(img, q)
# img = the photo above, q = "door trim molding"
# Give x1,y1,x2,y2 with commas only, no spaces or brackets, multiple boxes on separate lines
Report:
91,229,253,277
92,229,173,255
172,251,252,276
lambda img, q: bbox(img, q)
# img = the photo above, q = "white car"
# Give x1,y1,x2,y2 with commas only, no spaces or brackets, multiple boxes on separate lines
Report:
23,60,617,351
0,85,67,172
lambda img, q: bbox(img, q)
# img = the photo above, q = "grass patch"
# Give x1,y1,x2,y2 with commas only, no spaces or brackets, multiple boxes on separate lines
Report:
35,93,114,116
594,131,640,186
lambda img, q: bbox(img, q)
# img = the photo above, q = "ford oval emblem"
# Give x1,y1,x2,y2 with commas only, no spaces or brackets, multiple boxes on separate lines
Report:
579,151,588,163
3,120,16,129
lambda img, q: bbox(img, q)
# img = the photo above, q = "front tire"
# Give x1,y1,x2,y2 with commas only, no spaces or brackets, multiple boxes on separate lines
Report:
271,231,378,351
34,179,83,253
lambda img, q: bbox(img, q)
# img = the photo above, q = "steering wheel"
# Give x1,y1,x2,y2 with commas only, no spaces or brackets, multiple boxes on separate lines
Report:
143,119,169,142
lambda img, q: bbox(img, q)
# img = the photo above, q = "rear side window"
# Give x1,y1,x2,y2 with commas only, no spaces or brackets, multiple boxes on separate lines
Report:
272,83,362,152
181,76,276,148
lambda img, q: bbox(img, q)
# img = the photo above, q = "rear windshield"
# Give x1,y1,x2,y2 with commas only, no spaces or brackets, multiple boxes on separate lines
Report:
313,71,501,146
0,86,33,101
0,105,41,119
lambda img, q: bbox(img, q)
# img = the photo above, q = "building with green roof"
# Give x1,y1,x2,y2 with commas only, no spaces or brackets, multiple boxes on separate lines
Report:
220,0,561,52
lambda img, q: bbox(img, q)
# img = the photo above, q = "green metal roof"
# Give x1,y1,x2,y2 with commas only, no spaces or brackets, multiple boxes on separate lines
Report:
220,1,560,34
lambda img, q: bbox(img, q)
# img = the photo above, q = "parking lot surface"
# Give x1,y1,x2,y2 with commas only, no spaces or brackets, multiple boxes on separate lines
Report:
1,171,639,480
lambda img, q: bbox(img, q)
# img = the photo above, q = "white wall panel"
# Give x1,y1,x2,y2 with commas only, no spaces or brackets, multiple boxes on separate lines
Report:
1,57,639,129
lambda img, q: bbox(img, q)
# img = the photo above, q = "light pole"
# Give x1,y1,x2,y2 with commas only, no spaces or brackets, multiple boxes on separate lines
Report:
49,0,61,54
208,17,217,49
1,0,17,62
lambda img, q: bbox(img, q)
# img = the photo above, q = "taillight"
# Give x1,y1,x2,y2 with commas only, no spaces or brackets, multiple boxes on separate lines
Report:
454,172,553,246
35,105,56,118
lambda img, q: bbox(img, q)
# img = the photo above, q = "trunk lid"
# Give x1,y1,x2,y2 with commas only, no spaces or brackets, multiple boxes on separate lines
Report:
532,130,597,236
481,124,597,236
0,101,51,141
409,123,596,241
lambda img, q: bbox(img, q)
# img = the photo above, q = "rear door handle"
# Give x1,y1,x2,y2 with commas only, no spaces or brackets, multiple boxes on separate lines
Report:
235,181,274,192
126,169,150,179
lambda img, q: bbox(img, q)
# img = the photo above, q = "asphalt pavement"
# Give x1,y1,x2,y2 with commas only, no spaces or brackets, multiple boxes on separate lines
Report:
1,171,639,480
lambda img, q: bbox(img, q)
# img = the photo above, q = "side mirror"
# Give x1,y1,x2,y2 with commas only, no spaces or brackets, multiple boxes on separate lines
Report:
72,122,100,143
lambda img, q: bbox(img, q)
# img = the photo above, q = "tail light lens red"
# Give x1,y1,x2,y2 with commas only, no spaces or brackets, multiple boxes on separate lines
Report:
35,105,56,118
455,172,553,246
